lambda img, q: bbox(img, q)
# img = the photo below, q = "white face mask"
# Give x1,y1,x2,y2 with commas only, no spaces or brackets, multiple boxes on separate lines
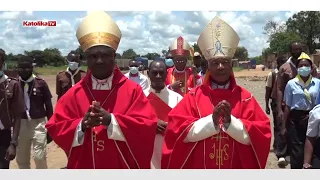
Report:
68,62,79,71
129,67,139,74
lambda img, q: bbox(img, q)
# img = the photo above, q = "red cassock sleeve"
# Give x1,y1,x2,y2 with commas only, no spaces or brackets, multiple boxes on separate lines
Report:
45,88,83,155
235,96,272,169
112,87,158,168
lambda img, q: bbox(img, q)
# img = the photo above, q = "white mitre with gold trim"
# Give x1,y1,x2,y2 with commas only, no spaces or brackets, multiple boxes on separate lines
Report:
169,36,191,57
76,11,122,52
197,16,239,60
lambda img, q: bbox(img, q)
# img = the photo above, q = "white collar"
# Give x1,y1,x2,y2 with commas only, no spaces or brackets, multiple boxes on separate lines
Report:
67,67,81,86
287,57,296,68
67,67,81,75
211,81,230,89
91,73,114,90
149,86,168,94
174,68,185,73
0,75,8,83
19,74,36,83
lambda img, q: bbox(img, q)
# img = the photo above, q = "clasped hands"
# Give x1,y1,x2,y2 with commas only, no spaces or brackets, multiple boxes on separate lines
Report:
212,100,232,129
81,101,111,131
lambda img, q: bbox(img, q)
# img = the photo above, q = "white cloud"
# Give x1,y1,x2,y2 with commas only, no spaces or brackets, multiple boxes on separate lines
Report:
0,11,20,19
0,11,296,57
0,11,33,20
285,11,298,19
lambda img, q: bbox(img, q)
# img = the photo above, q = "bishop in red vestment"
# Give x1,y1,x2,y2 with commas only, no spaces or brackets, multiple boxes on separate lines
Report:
162,16,271,169
165,36,201,96
46,11,158,169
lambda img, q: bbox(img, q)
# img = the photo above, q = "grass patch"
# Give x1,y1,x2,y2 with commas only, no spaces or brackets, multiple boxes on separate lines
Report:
34,66,88,75
232,67,244,72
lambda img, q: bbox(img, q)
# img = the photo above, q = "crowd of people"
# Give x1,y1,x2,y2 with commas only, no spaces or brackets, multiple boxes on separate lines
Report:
265,43,320,169
0,11,319,169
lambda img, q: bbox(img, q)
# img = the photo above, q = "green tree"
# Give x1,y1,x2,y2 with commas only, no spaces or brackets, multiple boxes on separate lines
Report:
263,20,286,37
161,49,167,56
192,43,201,55
122,49,137,59
251,55,263,65
24,50,45,67
268,31,302,54
143,53,160,60
43,48,65,66
286,11,320,53
75,46,85,60
115,53,121,59
234,46,248,61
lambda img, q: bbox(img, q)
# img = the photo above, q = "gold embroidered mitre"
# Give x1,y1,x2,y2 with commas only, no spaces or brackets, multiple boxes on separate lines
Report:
169,36,191,56
76,11,122,52
197,16,239,60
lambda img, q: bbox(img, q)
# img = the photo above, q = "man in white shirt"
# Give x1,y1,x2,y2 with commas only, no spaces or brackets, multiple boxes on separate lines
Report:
144,60,183,169
125,59,149,90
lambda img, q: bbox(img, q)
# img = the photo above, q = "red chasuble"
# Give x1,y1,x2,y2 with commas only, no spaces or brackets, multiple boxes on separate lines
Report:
165,67,200,96
46,68,158,169
161,75,271,169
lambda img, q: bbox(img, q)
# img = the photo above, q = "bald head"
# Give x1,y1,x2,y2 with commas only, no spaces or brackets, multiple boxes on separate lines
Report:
289,42,303,60
67,50,81,63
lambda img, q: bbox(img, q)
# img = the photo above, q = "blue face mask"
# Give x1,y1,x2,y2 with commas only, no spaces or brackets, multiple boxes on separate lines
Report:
68,62,79,71
298,66,311,77
129,67,139,74
165,58,174,67
0,71,3,77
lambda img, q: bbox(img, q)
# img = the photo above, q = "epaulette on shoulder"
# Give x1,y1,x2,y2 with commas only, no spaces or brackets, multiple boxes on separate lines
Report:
57,70,66,75
7,77,18,82
35,76,45,81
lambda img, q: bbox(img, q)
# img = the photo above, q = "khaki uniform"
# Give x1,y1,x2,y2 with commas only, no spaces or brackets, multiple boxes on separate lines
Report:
16,76,52,169
0,75,25,169
56,69,86,100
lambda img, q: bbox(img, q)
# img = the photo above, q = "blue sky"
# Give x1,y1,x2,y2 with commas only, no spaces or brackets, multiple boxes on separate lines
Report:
0,11,298,57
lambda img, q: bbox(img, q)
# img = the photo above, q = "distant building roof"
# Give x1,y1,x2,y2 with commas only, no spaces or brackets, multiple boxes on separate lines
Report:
239,61,250,64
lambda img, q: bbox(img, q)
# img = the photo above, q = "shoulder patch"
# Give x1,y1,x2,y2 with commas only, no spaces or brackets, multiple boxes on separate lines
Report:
7,77,18,81
35,76,45,82
57,70,66,75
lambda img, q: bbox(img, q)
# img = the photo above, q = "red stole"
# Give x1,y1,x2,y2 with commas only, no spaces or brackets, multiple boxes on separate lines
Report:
165,67,197,96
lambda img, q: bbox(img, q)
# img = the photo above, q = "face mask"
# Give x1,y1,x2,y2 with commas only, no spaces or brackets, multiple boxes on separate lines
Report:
165,58,174,67
0,71,3,77
68,62,79,71
129,67,139,74
297,66,311,77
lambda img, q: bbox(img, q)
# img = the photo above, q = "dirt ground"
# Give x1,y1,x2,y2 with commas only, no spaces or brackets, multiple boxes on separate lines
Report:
9,69,289,169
